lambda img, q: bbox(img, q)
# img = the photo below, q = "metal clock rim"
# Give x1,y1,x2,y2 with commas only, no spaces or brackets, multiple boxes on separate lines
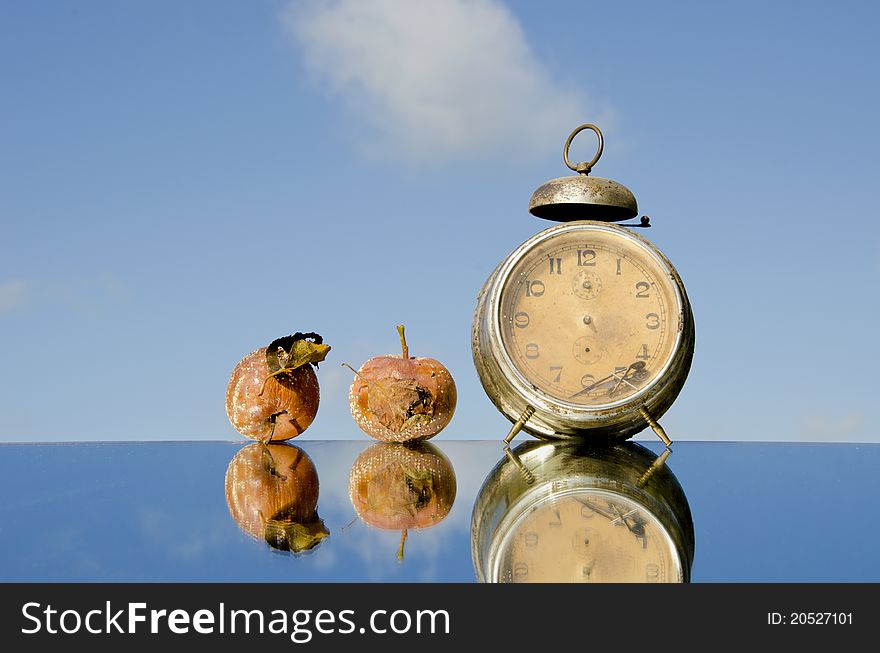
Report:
470,440,694,583
487,220,688,415
485,483,684,583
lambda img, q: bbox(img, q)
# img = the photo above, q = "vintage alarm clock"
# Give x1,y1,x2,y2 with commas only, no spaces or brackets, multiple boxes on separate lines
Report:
472,124,694,443
471,440,695,583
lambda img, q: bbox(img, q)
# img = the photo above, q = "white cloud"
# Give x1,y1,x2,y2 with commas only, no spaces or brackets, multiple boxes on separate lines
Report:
284,0,592,163
0,276,128,317
800,412,864,442
0,279,27,314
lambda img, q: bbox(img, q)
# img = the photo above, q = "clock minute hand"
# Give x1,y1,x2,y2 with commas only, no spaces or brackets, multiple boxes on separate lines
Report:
574,497,617,521
568,372,616,399
610,361,645,395
569,361,646,400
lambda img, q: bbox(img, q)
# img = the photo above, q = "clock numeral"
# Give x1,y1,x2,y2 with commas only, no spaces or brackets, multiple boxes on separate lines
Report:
646,313,660,330
636,344,651,360
549,366,563,382
549,508,562,527
525,343,540,359
577,249,596,267
635,281,650,298
646,563,660,583
513,563,529,581
616,258,623,275
524,532,539,548
549,257,562,274
580,373,596,388
514,311,530,328
526,280,545,297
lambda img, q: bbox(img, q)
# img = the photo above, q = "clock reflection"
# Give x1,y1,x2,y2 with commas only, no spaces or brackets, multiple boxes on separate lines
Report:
471,440,694,583
348,442,456,560
224,442,329,553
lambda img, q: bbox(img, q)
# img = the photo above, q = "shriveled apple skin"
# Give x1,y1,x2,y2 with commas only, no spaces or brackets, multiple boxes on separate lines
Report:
225,443,320,539
348,442,456,531
226,348,320,441
348,355,456,442
225,442,328,553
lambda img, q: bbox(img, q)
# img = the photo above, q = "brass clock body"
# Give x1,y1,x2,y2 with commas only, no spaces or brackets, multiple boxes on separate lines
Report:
472,219,694,439
471,124,694,441
471,440,695,583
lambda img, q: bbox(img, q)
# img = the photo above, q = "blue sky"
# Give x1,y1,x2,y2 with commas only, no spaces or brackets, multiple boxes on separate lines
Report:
1,0,878,443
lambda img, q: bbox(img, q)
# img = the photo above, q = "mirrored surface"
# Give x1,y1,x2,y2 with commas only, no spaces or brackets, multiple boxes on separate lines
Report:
471,441,694,582
1,440,878,582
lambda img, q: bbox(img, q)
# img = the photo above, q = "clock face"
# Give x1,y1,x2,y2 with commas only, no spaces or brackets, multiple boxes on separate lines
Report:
499,224,682,409
492,489,682,583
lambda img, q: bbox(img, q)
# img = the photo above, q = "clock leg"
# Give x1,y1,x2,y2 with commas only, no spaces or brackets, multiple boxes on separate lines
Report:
639,407,672,447
503,405,536,445
503,446,536,486
637,447,672,488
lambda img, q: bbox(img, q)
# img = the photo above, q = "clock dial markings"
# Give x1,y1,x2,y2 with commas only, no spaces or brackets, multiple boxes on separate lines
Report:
501,493,679,583
473,124,694,441
500,233,675,408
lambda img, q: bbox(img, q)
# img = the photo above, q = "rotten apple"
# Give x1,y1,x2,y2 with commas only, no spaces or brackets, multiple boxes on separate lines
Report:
226,332,330,442
348,441,456,560
345,325,456,442
225,442,328,553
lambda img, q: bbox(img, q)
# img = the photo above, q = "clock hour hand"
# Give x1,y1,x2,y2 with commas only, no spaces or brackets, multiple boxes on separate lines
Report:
569,373,616,399
611,505,647,540
577,499,643,540
610,361,646,395
568,361,646,399
576,498,617,520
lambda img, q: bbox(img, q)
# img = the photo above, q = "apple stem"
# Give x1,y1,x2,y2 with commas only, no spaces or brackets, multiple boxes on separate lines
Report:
342,363,394,402
258,369,286,397
397,529,408,562
262,415,277,444
340,517,358,533
397,324,409,359
342,363,377,387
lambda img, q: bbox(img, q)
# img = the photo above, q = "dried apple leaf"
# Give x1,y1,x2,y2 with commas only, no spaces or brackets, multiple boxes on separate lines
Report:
263,514,329,553
365,378,435,434
259,333,331,396
400,463,435,514
266,332,330,375
400,412,432,434
364,462,435,518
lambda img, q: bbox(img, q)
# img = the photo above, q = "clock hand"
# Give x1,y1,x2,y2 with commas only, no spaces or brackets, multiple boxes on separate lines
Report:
611,505,648,541
574,497,617,521
569,361,647,399
569,373,616,398
582,498,645,538
610,361,647,396
611,505,639,528
582,315,597,332
582,562,595,581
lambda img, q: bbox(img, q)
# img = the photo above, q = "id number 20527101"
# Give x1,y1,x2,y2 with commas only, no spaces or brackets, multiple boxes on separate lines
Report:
767,613,853,625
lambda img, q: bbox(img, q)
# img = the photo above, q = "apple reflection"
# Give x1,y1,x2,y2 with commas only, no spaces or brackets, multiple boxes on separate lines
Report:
348,442,456,560
471,440,694,583
225,442,328,553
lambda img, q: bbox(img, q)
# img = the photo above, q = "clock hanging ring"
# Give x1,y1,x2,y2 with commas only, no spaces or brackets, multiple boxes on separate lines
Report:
471,124,695,444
